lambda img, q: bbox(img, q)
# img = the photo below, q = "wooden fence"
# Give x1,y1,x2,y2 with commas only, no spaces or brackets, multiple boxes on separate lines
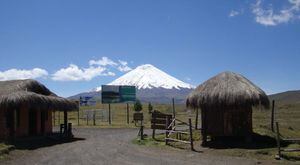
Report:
275,122,300,159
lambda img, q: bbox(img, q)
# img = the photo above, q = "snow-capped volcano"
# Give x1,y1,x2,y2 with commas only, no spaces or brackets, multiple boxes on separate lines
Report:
71,64,194,103
94,64,193,91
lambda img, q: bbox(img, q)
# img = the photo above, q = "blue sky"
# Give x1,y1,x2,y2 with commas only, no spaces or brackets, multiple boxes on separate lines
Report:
0,0,300,97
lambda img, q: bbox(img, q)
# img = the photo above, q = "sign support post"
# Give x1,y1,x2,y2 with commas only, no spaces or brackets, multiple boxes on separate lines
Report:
127,103,129,124
101,85,136,125
109,103,111,125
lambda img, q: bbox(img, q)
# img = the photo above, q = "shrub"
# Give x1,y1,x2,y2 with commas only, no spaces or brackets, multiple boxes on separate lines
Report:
148,102,153,114
134,100,143,112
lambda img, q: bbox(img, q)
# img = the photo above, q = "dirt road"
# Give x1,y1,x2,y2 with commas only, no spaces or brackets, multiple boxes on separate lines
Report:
1,128,269,165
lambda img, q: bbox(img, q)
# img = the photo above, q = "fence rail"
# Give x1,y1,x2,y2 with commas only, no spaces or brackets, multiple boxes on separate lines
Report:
165,117,194,151
275,122,300,160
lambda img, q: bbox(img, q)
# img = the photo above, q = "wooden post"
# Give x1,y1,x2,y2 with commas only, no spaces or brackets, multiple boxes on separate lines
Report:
195,108,199,130
53,111,56,126
77,103,80,126
140,120,144,140
189,118,194,151
165,116,170,145
127,103,129,124
86,112,89,125
172,98,176,126
63,110,68,135
202,109,207,145
93,110,96,126
58,111,61,125
152,112,156,139
152,129,156,139
276,122,281,159
271,100,275,132
108,104,111,125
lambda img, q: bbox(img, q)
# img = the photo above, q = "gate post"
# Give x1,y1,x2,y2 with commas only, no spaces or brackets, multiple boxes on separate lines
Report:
165,116,170,145
189,118,194,151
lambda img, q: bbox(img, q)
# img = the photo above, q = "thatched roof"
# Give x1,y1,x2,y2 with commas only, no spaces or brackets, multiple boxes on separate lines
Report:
0,79,78,111
186,72,270,109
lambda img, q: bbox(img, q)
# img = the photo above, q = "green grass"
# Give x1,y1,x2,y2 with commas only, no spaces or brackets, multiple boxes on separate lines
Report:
54,102,300,162
53,103,194,128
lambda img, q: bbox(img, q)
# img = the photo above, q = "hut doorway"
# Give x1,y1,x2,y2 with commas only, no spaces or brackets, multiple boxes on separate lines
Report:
6,110,15,137
40,111,46,134
28,109,37,135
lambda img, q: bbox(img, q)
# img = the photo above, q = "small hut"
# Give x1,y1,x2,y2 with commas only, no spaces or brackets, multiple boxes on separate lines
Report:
0,79,78,140
186,71,269,143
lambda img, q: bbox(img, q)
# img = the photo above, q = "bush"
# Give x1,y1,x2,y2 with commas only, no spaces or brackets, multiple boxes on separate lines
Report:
134,100,143,112
148,102,153,114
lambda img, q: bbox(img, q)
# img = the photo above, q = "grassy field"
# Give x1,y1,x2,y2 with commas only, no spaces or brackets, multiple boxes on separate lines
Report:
53,103,193,128
54,101,300,162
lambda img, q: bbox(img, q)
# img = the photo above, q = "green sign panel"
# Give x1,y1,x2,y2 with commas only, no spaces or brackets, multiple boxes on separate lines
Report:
101,85,136,104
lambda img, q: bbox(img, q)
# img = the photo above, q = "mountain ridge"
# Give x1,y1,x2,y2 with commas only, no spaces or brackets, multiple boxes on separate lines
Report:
268,90,300,105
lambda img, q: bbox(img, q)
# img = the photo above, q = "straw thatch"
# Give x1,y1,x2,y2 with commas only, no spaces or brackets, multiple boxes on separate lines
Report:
186,71,270,109
0,79,78,111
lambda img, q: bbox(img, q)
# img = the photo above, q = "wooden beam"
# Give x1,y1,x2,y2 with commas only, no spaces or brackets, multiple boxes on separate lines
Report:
108,104,111,125
282,148,300,152
271,100,275,132
126,103,129,124
165,138,191,144
195,108,199,130
166,130,189,134
276,122,281,159
172,98,176,126
189,118,194,151
64,110,68,135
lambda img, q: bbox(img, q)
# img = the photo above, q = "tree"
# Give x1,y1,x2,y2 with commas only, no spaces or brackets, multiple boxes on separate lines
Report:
134,100,143,112
148,102,153,114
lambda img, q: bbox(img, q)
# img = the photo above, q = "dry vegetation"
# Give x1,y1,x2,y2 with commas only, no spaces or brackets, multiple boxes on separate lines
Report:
55,102,300,162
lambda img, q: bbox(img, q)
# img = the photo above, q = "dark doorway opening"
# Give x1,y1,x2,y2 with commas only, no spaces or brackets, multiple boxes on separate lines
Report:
29,109,37,135
6,110,15,137
41,111,45,135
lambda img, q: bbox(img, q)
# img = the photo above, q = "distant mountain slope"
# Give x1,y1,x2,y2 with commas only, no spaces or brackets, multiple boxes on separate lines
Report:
69,64,194,103
268,90,300,104
95,64,194,91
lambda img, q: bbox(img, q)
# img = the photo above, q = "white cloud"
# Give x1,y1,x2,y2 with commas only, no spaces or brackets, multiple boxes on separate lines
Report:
118,60,128,66
0,68,48,81
51,57,133,81
117,60,132,72
252,0,300,26
89,57,118,66
229,10,240,17
117,65,132,72
103,71,116,76
51,64,115,81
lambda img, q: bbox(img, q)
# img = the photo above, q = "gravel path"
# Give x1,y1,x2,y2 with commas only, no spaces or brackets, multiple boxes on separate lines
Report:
1,128,271,165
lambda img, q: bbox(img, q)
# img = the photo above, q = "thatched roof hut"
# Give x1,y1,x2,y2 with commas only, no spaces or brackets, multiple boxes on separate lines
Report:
0,79,77,111
186,71,269,109
186,72,269,143
0,79,77,139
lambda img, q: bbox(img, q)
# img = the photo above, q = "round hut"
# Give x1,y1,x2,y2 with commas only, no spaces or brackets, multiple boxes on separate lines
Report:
186,71,269,143
0,79,78,140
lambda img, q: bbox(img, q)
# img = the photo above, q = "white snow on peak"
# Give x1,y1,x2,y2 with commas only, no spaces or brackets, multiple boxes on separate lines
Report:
93,64,193,91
